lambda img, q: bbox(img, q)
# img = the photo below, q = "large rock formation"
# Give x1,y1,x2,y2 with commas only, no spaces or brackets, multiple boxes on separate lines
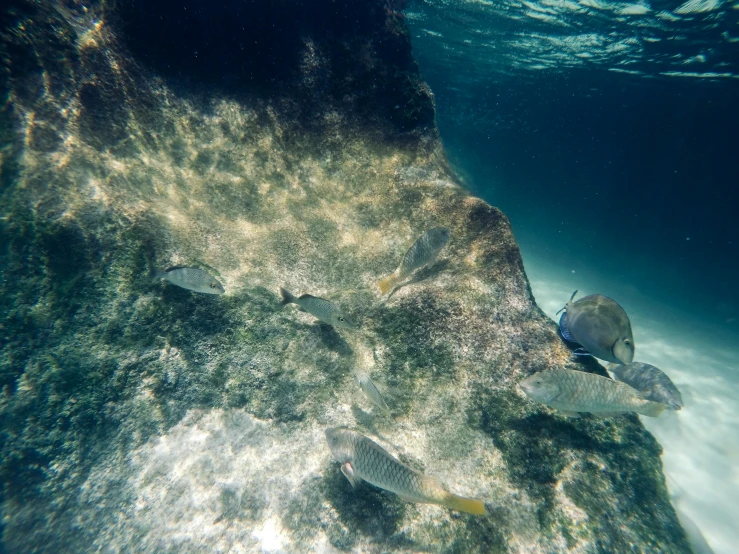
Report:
0,1,691,552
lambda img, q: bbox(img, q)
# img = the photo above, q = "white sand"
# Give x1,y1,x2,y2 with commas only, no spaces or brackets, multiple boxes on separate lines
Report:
523,253,739,554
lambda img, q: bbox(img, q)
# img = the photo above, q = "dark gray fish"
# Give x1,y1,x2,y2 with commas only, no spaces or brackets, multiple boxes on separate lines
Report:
325,427,486,514
520,368,665,417
279,287,355,329
607,362,683,410
558,290,634,364
378,227,451,294
154,266,225,295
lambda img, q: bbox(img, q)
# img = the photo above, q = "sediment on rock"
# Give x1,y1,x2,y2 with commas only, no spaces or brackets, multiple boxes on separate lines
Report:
0,1,691,552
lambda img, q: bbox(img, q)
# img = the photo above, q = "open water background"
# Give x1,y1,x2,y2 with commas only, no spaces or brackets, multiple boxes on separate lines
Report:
406,0,739,552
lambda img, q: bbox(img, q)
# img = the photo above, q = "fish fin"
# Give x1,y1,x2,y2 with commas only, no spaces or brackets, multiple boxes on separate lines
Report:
555,290,578,315
443,493,487,515
639,401,667,418
164,265,188,272
572,348,592,357
377,273,399,295
297,293,316,300
591,411,622,418
558,312,577,343
151,269,167,281
279,287,296,306
559,410,581,419
340,463,361,488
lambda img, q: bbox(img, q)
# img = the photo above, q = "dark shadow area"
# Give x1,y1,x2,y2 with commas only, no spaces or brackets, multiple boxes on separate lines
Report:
306,323,354,357
386,259,451,299
110,0,435,138
321,462,409,549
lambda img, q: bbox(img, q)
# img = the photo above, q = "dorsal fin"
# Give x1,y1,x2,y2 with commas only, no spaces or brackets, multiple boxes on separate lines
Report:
556,290,578,315
164,265,190,272
297,293,317,300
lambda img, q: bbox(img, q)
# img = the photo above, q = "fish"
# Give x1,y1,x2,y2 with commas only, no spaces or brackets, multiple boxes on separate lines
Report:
354,370,392,418
324,427,486,515
607,362,683,410
377,227,451,294
557,290,635,364
279,287,355,329
153,266,225,294
519,368,665,417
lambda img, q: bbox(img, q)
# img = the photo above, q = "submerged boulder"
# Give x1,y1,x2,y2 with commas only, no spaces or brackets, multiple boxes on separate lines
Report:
0,1,691,552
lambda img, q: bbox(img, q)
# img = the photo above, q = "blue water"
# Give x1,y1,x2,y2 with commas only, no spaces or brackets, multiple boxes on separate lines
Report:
406,1,739,551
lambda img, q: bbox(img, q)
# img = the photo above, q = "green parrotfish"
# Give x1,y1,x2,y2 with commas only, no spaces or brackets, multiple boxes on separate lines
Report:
520,368,665,417
325,427,486,515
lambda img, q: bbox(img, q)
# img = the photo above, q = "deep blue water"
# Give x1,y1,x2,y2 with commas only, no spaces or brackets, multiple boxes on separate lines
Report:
406,2,739,551
406,0,739,341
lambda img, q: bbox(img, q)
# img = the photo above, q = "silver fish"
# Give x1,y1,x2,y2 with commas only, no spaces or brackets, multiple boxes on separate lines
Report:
279,287,355,329
607,362,683,410
325,427,486,514
558,290,635,364
519,368,665,417
154,266,225,295
378,227,451,294
354,370,392,418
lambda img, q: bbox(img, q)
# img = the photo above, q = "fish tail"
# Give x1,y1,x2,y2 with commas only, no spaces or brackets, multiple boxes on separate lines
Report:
279,287,296,305
377,273,399,295
151,269,167,281
443,493,487,515
639,400,667,418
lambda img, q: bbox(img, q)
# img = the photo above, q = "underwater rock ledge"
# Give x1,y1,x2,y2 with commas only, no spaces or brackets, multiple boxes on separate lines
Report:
0,0,691,552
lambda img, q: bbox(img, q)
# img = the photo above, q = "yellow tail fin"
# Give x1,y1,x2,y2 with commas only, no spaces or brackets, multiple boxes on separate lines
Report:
377,273,398,295
443,494,487,515
640,401,667,418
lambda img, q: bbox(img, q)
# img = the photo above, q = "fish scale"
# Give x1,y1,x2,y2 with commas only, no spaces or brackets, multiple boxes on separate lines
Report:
325,427,486,514
608,362,683,410
155,266,225,294
397,227,450,277
377,227,451,294
520,368,666,417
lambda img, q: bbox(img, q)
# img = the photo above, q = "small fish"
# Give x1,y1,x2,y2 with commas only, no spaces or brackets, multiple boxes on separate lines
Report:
377,227,451,294
325,427,486,515
153,266,225,295
557,290,635,364
607,362,683,410
354,370,392,418
279,287,355,329
519,368,665,417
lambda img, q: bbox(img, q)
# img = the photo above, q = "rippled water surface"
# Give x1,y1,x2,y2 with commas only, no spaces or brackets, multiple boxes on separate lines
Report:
408,0,739,81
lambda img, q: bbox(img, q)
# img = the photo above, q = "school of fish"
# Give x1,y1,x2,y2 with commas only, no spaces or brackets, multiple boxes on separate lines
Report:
152,227,684,516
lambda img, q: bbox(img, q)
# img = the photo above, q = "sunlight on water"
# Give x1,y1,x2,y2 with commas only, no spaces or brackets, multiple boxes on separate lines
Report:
408,0,739,81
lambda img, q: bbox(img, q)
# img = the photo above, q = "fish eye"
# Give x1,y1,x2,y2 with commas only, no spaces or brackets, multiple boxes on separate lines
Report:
332,437,338,443
536,380,542,385
338,317,345,322
210,283,218,288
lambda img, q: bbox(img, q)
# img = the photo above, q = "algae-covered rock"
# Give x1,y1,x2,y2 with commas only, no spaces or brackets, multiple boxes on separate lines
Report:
0,1,691,552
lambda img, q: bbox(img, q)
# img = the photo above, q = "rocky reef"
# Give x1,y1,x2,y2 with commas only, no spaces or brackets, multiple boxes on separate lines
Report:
0,0,691,552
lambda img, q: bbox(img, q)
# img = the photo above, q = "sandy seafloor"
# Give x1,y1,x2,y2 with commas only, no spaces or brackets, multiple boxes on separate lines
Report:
521,247,739,554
